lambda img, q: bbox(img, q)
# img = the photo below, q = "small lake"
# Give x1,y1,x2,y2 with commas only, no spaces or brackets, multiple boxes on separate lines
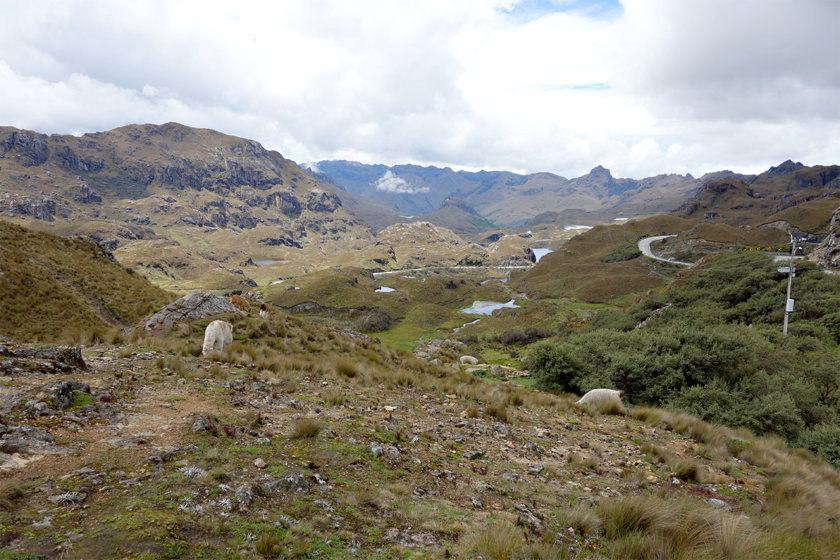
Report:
532,248,553,263
460,299,520,315
375,286,396,293
253,259,290,266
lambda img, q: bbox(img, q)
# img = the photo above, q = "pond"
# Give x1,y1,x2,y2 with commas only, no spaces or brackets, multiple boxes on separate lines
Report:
460,299,520,315
253,258,291,266
375,286,396,293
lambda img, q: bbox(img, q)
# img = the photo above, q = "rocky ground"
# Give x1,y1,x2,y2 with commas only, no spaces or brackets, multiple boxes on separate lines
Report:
1,320,839,559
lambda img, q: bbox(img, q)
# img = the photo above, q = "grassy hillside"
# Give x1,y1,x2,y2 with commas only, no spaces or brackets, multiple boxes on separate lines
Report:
2,310,839,558
515,215,693,302
0,221,173,342
527,251,840,467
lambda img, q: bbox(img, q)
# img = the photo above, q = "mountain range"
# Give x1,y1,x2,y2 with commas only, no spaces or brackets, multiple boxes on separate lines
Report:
2,122,840,292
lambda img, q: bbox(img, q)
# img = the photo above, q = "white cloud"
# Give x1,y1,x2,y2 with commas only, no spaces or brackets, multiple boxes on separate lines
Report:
0,0,837,179
375,171,430,194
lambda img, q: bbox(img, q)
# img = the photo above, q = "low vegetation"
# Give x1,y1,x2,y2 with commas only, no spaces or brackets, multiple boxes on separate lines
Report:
527,251,840,466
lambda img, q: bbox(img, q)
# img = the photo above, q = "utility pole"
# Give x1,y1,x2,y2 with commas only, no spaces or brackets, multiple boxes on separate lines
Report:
783,232,796,336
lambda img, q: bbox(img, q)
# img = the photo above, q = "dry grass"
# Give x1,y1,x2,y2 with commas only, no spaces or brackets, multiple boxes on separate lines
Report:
484,402,510,423
290,417,324,439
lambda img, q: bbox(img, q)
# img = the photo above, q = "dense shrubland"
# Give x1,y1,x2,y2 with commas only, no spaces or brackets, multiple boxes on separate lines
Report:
527,252,840,465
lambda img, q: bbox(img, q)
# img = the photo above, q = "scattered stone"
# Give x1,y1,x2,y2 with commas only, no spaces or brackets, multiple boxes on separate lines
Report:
464,449,486,460
254,458,267,469
502,472,521,483
525,442,541,455
370,443,384,457
41,380,91,410
707,498,733,511
262,473,310,494
527,464,545,476
471,497,483,508
235,485,255,509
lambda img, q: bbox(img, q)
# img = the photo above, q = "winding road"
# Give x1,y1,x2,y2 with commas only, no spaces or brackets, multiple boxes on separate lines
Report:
637,235,693,266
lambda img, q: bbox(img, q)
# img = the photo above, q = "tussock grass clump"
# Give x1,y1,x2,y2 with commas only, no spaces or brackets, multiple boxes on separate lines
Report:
670,458,709,483
598,496,662,539
290,417,324,439
484,402,510,423
255,533,283,557
322,388,345,406
465,404,480,418
334,357,360,378
464,521,571,560
556,505,602,536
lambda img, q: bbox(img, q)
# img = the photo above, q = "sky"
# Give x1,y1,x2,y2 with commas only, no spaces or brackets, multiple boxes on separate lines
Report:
1,0,838,179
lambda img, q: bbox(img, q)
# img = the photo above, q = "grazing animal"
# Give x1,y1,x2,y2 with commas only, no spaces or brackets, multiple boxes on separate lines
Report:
202,320,233,355
259,303,269,319
459,355,479,365
575,388,624,406
229,293,251,313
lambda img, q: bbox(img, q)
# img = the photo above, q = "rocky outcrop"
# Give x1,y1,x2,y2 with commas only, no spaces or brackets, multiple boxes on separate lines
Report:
267,191,303,217
143,291,240,332
810,206,840,268
0,129,49,166
306,190,341,212
8,196,57,221
259,234,302,248
0,343,87,376
71,184,103,204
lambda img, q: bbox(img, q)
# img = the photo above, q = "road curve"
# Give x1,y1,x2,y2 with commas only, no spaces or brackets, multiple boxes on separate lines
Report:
637,235,693,266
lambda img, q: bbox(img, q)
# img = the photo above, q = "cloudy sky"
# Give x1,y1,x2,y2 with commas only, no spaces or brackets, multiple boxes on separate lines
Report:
1,0,838,178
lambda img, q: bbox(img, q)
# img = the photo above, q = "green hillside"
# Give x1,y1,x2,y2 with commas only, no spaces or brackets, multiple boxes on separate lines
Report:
527,251,840,466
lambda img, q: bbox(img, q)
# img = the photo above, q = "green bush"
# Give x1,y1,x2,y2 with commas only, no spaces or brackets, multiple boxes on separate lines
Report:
797,424,840,468
601,239,642,263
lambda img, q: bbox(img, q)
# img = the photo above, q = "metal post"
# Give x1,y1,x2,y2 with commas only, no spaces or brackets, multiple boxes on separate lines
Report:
783,233,796,336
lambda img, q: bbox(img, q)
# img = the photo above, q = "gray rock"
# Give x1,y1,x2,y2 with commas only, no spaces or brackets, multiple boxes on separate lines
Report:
707,498,733,511
0,424,56,454
464,449,486,460
525,442,541,455
42,380,91,410
527,464,545,476
235,484,255,508
370,443,384,457
143,291,240,332
385,445,400,459
262,473,310,494
471,497,483,508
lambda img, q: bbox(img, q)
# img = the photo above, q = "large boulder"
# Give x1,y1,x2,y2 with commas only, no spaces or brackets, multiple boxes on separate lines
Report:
143,291,240,332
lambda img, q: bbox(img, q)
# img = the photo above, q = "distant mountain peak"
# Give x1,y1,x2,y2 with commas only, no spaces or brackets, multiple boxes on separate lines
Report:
589,165,612,178
767,159,805,176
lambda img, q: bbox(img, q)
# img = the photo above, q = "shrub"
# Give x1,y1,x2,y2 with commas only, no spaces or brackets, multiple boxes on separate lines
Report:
500,329,527,345
797,423,840,468
601,239,642,262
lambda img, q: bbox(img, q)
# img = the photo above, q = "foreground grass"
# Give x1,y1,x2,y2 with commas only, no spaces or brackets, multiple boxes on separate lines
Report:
2,311,839,559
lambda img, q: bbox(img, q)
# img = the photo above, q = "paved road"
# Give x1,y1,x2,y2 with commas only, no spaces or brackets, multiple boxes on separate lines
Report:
637,235,693,266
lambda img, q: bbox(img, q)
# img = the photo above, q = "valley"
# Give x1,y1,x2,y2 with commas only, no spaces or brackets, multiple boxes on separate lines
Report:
3,123,840,558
